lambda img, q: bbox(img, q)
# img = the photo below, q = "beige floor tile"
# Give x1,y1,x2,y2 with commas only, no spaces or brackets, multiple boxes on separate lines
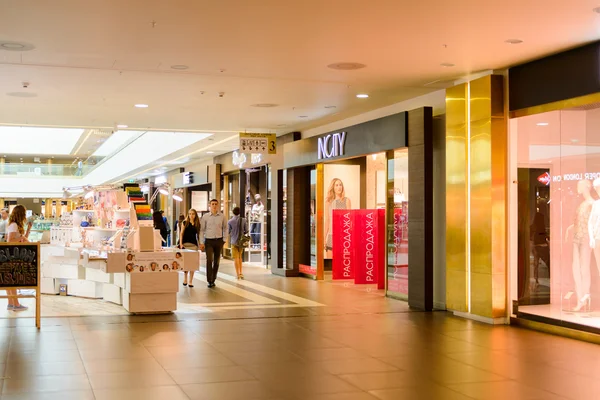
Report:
447,381,570,400
83,357,165,374
181,380,275,400
369,384,476,400
78,345,153,361
93,385,190,400
293,347,366,362
6,348,81,364
154,353,235,370
338,371,428,391
166,365,255,385
147,342,219,358
302,393,379,400
317,358,398,375
5,360,86,377
88,368,176,390
0,390,96,400
227,349,304,366
2,374,91,394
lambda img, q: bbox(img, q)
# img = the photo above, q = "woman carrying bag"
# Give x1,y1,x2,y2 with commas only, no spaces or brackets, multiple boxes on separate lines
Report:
228,207,249,279
179,209,200,287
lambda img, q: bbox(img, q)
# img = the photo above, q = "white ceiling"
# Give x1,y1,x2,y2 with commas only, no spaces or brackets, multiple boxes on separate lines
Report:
0,0,599,135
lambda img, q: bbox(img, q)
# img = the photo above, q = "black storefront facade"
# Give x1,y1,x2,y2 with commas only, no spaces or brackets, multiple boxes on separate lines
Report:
276,107,445,311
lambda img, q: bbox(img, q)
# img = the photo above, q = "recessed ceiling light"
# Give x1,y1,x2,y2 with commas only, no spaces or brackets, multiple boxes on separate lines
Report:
276,124,287,127
0,41,34,51
251,103,279,108
134,104,149,108
440,63,455,67
505,39,523,44
116,124,128,128
206,151,215,154
327,62,367,70
170,65,189,70
571,139,580,143
324,105,337,109
537,122,549,126
6,92,37,98
356,94,369,98
298,115,308,118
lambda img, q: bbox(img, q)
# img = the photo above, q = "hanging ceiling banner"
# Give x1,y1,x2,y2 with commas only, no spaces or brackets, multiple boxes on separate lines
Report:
239,133,276,155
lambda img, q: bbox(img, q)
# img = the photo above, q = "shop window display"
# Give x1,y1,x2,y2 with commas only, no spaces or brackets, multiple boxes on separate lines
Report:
513,106,600,329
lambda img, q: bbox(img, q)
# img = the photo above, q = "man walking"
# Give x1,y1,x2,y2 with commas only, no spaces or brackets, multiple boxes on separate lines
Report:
0,208,8,242
200,199,227,288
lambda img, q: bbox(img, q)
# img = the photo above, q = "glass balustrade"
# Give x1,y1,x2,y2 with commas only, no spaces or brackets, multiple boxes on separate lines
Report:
0,163,92,177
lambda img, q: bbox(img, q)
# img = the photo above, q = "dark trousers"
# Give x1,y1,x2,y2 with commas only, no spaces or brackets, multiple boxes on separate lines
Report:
205,238,224,284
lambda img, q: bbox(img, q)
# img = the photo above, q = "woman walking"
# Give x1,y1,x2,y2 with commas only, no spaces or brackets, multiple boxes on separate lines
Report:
228,207,248,279
152,210,168,245
179,208,200,287
5,205,31,311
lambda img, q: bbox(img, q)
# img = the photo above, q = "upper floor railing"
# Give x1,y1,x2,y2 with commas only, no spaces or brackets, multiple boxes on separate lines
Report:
0,163,92,177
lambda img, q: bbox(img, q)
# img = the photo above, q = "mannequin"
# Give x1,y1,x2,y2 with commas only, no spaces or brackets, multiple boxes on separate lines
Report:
567,180,594,311
250,194,264,249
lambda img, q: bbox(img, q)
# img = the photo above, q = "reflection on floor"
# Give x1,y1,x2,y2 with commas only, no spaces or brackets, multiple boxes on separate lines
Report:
520,303,600,330
0,260,392,319
0,290,599,399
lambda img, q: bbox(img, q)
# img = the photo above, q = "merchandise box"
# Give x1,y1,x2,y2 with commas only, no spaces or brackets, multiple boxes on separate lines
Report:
182,250,200,272
40,277,58,295
135,226,156,252
122,290,177,313
125,271,178,294
85,267,113,284
103,284,122,305
113,273,125,289
66,279,103,299
106,252,127,273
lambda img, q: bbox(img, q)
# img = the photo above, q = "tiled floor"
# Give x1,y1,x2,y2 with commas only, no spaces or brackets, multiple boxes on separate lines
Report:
0,264,598,399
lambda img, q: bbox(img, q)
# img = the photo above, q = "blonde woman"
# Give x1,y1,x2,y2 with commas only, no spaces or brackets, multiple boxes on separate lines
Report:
324,178,351,258
179,208,200,287
5,205,31,311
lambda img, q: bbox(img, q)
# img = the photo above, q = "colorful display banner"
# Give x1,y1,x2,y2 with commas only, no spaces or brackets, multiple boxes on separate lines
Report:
332,210,354,279
125,251,184,273
332,209,385,286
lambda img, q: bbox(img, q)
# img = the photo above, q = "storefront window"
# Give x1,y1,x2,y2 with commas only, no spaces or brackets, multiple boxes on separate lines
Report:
387,149,409,296
514,106,600,329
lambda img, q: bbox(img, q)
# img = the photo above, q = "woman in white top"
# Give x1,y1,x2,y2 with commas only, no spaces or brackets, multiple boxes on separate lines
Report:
5,205,32,311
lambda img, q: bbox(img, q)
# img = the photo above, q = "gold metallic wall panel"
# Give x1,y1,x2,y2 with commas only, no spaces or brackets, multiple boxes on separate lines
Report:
445,83,468,312
469,75,507,319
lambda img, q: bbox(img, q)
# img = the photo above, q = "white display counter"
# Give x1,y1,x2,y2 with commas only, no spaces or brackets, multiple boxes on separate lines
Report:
40,244,199,313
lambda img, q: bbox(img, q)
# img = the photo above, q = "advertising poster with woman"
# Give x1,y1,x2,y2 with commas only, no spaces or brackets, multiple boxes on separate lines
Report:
323,164,360,260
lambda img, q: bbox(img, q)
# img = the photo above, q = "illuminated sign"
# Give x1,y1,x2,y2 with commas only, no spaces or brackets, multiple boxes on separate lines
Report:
232,151,263,169
318,132,346,160
183,172,194,185
537,172,551,186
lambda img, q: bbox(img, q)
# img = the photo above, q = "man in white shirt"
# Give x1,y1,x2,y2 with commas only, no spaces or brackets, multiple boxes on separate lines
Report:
199,199,227,288
0,208,8,242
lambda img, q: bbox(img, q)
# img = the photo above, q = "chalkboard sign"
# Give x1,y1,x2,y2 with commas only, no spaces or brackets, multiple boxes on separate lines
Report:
0,244,39,287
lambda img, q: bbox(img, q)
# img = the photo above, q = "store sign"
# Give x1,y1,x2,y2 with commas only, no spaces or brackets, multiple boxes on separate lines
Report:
183,172,194,185
318,131,346,160
239,133,276,154
537,172,551,186
232,151,263,168
0,244,39,287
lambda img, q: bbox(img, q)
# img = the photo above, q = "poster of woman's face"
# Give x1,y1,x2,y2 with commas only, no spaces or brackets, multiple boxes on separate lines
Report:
323,164,360,260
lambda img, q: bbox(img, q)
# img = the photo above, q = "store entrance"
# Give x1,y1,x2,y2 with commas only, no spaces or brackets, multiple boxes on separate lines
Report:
517,168,551,306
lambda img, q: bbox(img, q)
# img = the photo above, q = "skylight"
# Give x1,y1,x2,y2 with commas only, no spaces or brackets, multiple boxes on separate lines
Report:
85,131,211,184
0,126,84,155
93,130,144,157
